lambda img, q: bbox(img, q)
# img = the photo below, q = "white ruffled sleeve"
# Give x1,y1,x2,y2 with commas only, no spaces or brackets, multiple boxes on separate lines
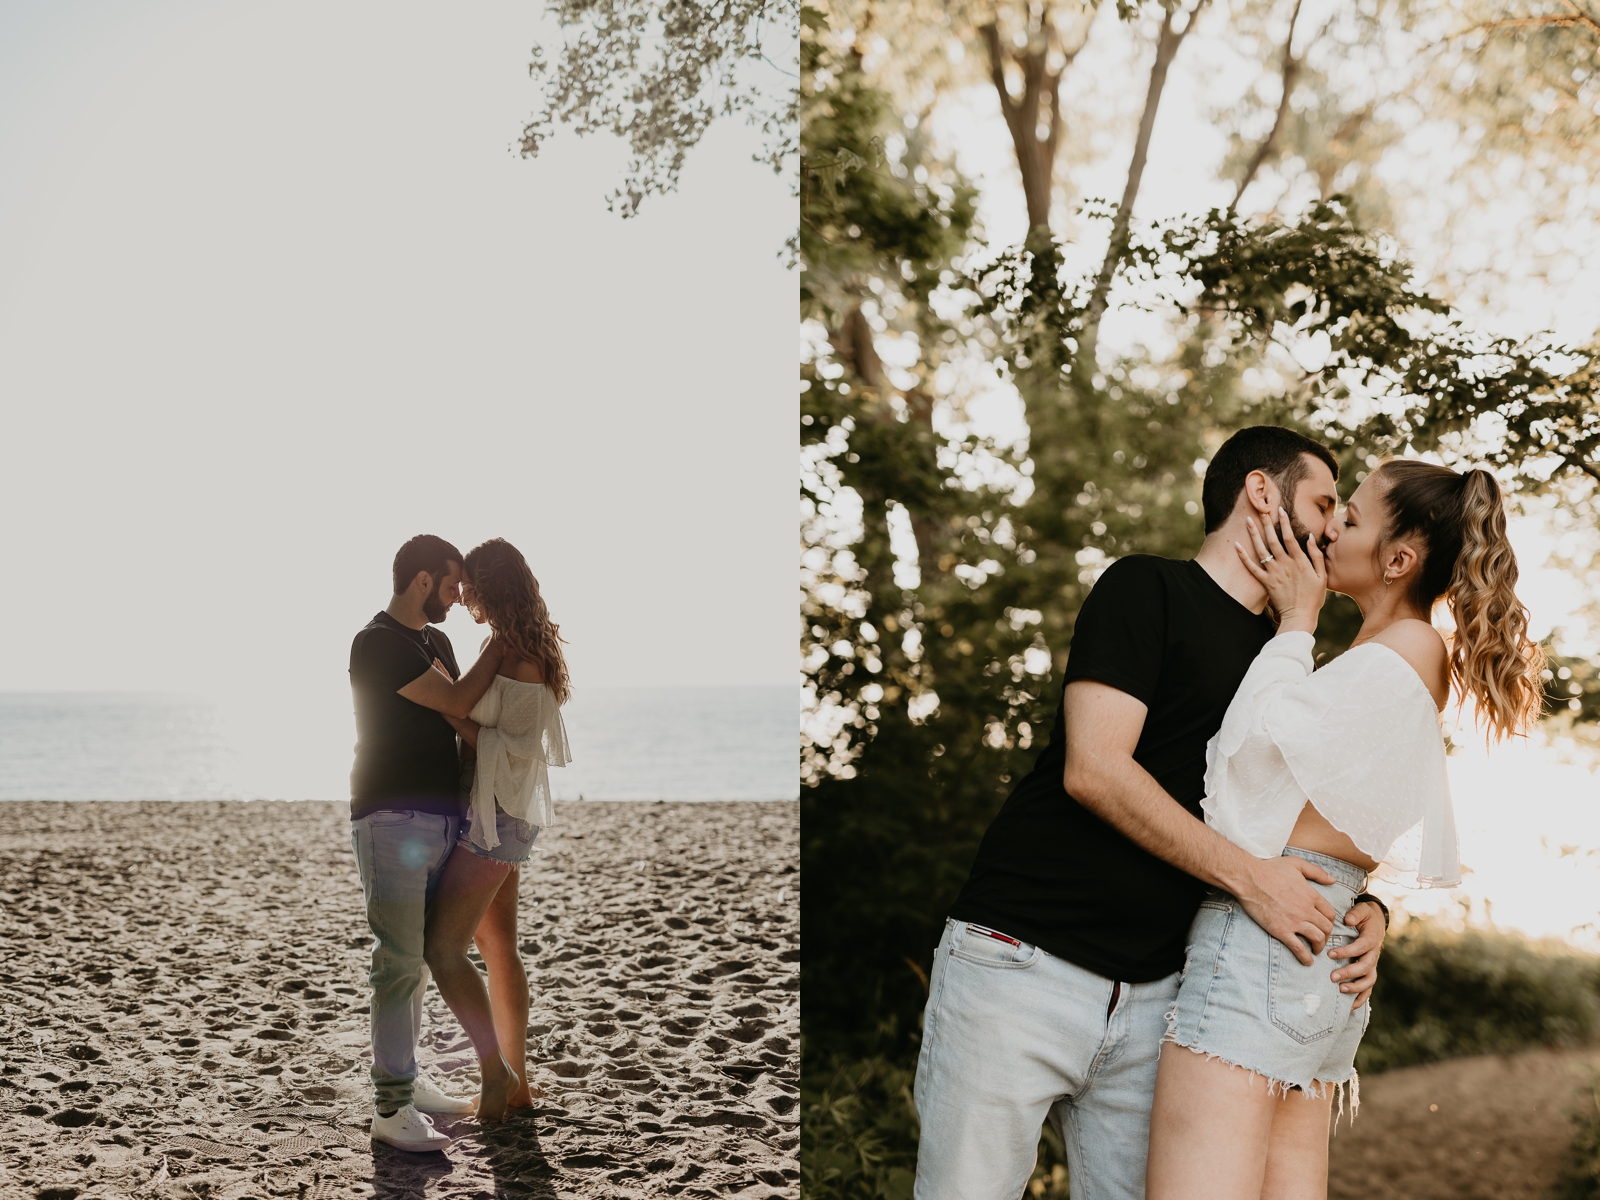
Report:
467,688,571,847
1202,632,1319,858
1203,635,1460,888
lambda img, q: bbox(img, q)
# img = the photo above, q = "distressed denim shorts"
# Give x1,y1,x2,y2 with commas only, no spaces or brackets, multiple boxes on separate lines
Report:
1164,847,1372,1111
460,805,541,865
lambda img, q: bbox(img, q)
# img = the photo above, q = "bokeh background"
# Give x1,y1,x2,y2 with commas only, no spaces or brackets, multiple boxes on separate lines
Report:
798,0,1600,1194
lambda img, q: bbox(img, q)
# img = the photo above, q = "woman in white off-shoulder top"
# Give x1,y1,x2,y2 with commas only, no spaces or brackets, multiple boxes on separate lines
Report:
421,538,571,1122
1146,461,1545,1200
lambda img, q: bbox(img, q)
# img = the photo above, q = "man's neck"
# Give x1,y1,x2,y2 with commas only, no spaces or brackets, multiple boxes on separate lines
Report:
384,594,429,631
1193,527,1271,614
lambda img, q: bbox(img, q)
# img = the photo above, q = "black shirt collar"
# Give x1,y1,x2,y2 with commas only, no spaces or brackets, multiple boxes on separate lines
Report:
373,610,432,645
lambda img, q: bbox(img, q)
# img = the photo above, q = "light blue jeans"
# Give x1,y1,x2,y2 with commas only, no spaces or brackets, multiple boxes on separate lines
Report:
913,918,1180,1200
349,808,462,1113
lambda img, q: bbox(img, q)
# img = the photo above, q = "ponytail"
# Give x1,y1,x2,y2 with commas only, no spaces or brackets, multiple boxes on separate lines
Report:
1374,461,1544,739
1446,470,1544,739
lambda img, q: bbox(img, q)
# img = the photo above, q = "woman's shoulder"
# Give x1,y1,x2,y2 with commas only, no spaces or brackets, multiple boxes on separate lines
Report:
501,656,548,686
1366,619,1449,707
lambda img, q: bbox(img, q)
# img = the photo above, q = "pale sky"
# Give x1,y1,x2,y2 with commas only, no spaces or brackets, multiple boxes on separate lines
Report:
0,0,797,698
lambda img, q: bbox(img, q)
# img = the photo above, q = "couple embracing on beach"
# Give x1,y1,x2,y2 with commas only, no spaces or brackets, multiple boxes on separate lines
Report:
347,534,571,1152
913,427,1546,1199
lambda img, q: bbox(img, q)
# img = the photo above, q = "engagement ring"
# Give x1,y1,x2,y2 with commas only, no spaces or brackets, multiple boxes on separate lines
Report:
1260,555,1274,565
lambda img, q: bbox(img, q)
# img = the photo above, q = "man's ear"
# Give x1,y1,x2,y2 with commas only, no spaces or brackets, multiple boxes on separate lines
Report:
411,570,433,595
1242,469,1279,518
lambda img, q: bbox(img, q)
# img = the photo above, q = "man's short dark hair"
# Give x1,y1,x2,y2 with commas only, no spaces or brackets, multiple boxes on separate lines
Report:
392,534,463,595
1201,426,1339,533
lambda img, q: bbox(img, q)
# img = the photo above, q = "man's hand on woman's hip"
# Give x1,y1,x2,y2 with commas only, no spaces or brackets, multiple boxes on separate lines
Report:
1329,899,1388,1009
1233,854,1339,966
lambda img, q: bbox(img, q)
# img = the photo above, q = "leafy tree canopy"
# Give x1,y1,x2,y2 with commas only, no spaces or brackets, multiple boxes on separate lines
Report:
521,0,800,217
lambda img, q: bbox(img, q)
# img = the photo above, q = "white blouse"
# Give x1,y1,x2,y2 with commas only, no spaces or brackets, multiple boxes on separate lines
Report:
465,675,571,852
1202,631,1460,887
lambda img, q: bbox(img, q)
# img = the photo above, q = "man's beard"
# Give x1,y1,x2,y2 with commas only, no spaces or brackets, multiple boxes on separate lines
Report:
422,580,450,624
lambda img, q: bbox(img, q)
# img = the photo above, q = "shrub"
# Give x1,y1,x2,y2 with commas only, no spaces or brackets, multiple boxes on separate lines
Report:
1358,920,1600,1074
1551,1073,1600,1200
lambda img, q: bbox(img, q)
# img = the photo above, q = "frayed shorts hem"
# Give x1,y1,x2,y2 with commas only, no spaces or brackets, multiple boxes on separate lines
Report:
1160,1034,1362,1123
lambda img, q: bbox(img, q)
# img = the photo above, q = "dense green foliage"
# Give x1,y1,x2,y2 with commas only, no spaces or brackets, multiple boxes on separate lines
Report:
1357,923,1600,1074
799,2,1600,1193
801,0,1600,1072
1553,1074,1600,1200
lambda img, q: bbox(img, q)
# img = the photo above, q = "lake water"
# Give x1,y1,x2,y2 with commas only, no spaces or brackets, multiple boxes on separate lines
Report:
0,688,798,802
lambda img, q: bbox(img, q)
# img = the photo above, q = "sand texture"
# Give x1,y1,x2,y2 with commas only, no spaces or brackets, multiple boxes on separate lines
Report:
0,799,799,1199
1327,1045,1599,1199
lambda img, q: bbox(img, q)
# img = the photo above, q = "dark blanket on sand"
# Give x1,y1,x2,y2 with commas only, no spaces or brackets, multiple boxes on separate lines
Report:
0,800,799,1199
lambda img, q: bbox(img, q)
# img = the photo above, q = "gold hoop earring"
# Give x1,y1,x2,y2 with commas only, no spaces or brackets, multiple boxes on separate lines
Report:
1383,575,1392,587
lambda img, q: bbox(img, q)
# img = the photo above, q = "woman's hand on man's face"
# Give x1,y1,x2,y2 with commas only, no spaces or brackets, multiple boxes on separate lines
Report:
1235,506,1328,635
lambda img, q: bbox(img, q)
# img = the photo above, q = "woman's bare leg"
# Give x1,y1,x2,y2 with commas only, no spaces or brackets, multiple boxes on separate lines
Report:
1146,1043,1281,1200
422,844,519,1121
472,865,541,1107
1260,1085,1334,1200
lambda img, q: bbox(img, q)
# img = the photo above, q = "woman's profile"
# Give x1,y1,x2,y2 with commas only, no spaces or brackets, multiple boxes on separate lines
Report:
424,537,572,1121
1145,459,1545,1199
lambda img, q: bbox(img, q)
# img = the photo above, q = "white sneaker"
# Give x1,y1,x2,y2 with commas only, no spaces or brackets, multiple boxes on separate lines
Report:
370,1104,453,1152
412,1071,477,1116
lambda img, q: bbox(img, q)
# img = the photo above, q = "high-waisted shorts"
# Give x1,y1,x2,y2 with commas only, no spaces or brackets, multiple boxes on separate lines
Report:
459,804,541,865
1164,846,1371,1109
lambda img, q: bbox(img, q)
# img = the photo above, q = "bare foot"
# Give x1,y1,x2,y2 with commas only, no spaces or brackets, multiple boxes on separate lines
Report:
477,1054,518,1123
507,1077,545,1109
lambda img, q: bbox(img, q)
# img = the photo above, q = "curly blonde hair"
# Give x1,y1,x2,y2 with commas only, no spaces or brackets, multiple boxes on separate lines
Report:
462,538,570,705
1374,460,1544,739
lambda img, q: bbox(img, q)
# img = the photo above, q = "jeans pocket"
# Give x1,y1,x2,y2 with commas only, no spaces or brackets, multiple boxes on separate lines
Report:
366,810,416,827
1268,931,1345,1044
948,923,1038,969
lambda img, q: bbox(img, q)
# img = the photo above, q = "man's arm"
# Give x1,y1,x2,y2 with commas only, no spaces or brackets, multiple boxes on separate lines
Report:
1062,679,1340,966
443,713,480,750
397,638,506,719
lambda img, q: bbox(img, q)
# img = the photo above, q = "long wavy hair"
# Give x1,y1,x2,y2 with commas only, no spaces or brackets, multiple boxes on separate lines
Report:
462,538,571,705
1374,460,1543,739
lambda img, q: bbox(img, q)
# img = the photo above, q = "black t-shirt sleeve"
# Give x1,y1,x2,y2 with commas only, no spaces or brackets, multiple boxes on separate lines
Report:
351,628,432,695
1061,555,1168,706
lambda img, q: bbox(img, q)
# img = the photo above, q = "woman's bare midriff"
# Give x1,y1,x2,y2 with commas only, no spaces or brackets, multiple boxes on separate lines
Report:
1285,801,1379,872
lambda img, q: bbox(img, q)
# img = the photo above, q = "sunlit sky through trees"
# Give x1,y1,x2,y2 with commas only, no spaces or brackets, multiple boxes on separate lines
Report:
0,0,796,700
804,0,1600,945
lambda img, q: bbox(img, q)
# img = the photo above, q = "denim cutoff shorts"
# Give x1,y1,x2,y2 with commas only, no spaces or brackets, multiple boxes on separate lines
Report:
1164,846,1371,1105
460,804,541,865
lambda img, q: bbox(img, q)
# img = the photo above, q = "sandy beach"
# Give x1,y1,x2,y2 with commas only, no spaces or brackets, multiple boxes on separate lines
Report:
0,799,798,1199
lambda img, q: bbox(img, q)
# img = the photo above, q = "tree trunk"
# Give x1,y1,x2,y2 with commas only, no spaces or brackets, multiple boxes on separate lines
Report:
982,16,1070,234
1231,0,1305,213
831,304,884,390
1077,0,1206,378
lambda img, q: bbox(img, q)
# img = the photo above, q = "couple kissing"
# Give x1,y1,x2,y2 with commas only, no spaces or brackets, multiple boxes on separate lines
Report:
914,427,1545,1199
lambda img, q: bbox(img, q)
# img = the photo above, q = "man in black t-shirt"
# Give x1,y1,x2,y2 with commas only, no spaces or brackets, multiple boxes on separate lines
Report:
346,534,510,1153
913,429,1393,1200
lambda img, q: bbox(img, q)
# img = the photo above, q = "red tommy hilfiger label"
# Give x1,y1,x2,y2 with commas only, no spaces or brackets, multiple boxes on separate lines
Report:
967,924,1021,946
